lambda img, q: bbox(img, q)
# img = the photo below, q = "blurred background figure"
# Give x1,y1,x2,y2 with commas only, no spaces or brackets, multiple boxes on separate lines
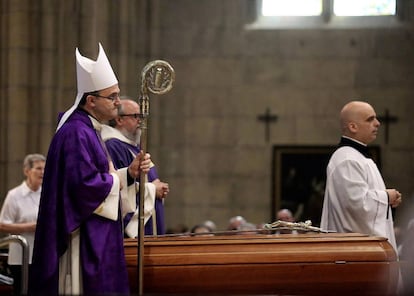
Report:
227,216,246,231
238,222,257,235
0,153,45,295
190,224,213,236
202,220,217,232
277,208,295,222
400,218,414,294
276,208,297,234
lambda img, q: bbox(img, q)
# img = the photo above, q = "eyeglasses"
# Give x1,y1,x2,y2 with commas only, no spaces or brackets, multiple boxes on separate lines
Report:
92,93,120,102
119,113,140,119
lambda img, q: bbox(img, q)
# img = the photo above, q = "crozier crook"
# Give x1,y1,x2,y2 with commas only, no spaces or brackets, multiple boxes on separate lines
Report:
136,60,175,295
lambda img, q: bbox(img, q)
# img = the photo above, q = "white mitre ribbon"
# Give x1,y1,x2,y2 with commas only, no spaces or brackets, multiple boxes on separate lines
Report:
56,43,118,131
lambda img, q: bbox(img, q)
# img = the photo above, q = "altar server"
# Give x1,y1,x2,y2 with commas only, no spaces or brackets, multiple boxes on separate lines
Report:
321,100,402,253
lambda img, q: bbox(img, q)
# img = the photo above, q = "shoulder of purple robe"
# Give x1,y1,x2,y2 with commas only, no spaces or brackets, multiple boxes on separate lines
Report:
105,138,159,181
105,138,137,169
55,111,114,214
33,110,114,252
31,110,129,295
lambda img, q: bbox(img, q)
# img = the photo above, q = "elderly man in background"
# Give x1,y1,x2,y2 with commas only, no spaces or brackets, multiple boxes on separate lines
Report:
101,97,169,236
276,208,295,222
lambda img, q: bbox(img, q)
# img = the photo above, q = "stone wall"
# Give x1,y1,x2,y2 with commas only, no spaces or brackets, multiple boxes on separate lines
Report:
1,0,414,231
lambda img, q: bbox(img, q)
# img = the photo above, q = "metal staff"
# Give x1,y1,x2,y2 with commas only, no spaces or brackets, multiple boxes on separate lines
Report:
137,60,175,295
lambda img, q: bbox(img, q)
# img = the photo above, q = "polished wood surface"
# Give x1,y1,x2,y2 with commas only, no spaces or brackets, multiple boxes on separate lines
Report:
124,232,399,295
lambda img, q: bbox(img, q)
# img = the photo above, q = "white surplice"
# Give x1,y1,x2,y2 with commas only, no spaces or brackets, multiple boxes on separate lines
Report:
320,146,397,252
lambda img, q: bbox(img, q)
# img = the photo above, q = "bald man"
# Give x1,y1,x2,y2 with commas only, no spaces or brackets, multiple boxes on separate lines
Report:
277,208,295,222
276,208,297,234
321,101,402,254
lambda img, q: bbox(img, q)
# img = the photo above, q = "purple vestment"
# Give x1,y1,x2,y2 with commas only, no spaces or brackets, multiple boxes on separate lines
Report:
105,138,166,235
29,110,129,295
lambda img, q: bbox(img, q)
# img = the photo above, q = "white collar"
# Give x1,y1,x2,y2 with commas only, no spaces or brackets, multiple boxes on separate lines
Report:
342,135,367,147
100,124,137,146
89,115,102,132
22,181,41,195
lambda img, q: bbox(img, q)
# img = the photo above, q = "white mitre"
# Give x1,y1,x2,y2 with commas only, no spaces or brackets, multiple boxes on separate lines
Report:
56,43,118,131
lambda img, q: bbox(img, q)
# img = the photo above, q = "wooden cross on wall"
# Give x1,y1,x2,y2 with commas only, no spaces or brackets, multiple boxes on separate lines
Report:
377,109,398,144
257,107,278,142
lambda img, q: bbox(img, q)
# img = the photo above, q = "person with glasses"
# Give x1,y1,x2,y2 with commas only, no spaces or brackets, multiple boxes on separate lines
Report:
0,154,45,296
29,43,152,296
101,98,169,236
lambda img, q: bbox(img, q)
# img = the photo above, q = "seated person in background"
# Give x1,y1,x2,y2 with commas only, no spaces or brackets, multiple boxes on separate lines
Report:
227,215,247,231
238,222,258,235
190,224,213,236
202,220,217,232
277,208,295,222
276,208,297,234
0,153,45,295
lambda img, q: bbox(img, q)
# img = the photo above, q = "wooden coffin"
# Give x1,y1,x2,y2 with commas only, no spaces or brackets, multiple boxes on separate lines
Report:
124,232,399,295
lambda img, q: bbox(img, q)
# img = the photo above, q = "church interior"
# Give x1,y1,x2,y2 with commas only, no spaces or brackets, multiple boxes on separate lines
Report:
1,0,414,236
2,0,414,294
